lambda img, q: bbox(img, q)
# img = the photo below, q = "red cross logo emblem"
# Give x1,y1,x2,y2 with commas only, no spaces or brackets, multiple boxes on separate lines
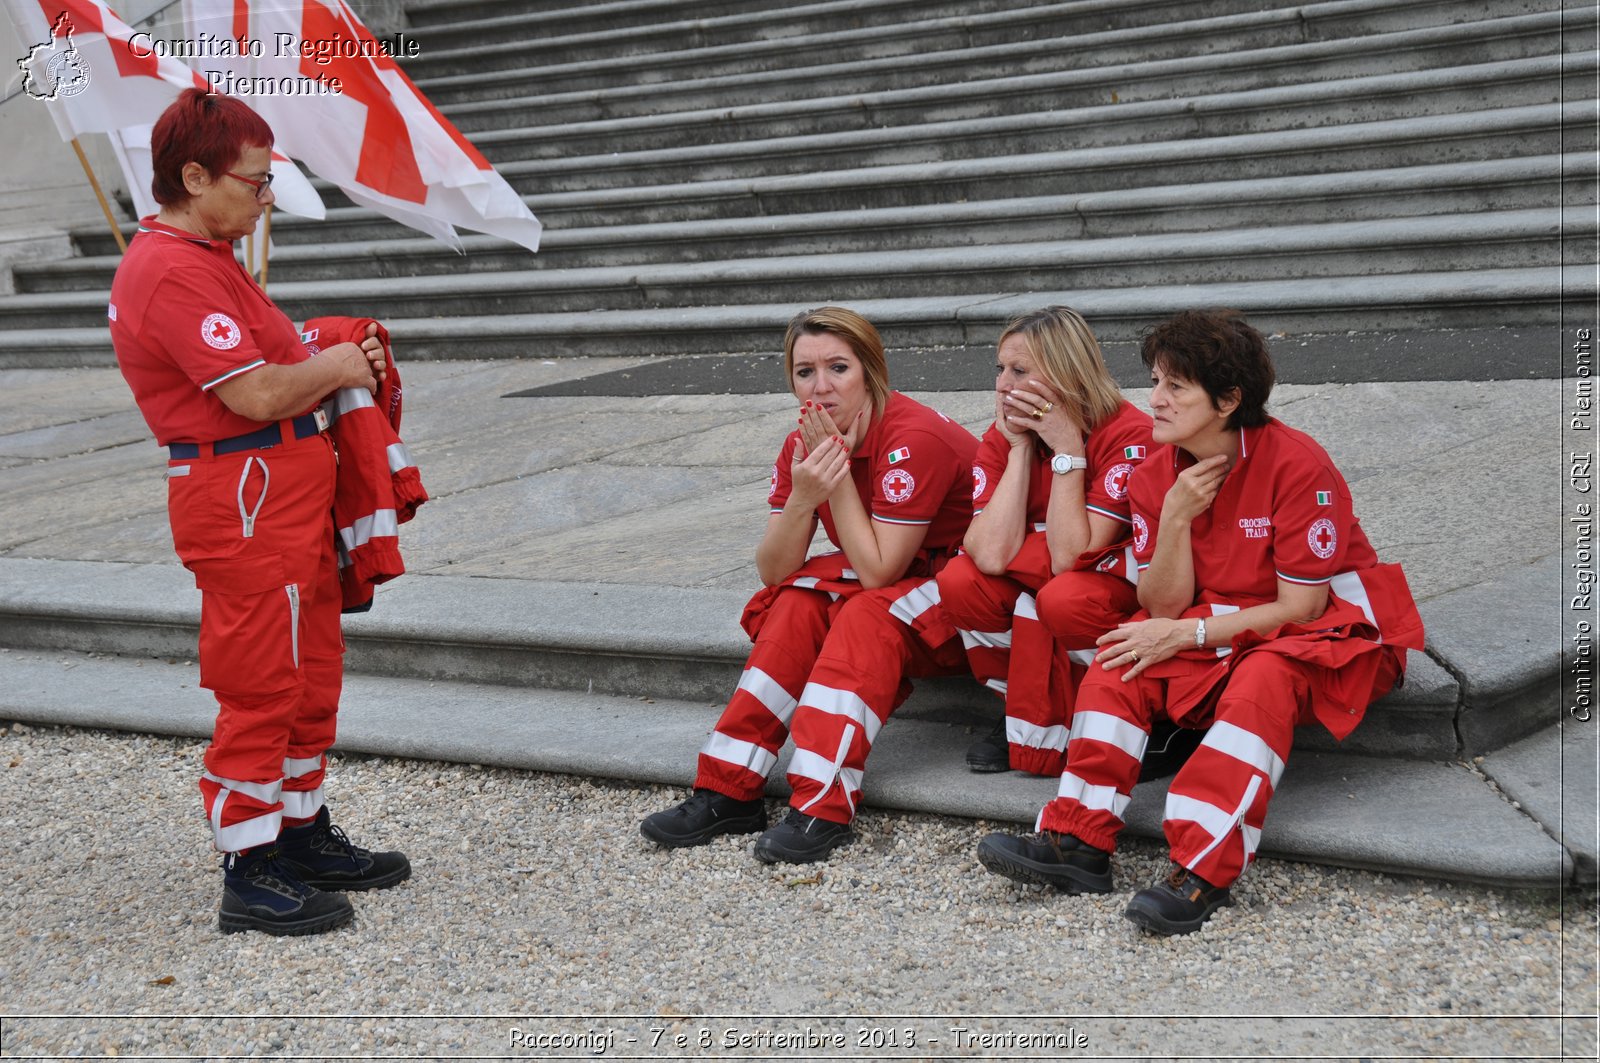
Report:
200,313,241,351
1104,462,1134,501
1308,517,1338,560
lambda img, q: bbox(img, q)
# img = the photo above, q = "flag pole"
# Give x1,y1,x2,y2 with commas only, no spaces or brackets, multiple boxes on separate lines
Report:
259,205,272,290
69,137,127,255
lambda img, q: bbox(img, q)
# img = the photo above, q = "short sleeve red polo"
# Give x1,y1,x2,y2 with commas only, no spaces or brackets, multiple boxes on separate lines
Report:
1128,418,1380,608
971,399,1152,527
109,217,311,445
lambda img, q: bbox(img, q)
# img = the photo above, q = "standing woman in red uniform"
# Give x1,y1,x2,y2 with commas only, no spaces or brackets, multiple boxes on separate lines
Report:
934,306,1151,777
976,309,1423,934
641,306,978,863
109,89,408,936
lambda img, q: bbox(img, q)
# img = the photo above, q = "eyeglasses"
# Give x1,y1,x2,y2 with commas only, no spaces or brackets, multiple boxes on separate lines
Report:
225,170,275,199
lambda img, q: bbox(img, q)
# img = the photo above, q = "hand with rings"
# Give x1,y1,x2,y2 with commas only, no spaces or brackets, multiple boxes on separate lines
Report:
1094,618,1190,682
1003,379,1083,453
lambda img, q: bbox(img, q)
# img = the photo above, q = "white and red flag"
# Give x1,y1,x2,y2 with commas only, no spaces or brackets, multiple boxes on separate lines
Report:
7,0,325,220
182,0,542,253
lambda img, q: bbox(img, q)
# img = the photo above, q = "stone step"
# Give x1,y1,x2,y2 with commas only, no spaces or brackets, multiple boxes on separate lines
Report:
0,558,1462,762
77,103,1582,254
13,209,1585,329
404,0,1308,79
456,31,1582,160
452,56,1589,192
435,6,1572,128
1,643,1571,889
3,266,1578,366
404,0,783,30
40,157,1585,288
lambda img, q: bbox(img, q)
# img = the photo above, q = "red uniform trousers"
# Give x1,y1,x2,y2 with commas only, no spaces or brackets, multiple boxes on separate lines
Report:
167,431,344,852
1037,646,1401,887
937,536,1139,776
695,580,967,824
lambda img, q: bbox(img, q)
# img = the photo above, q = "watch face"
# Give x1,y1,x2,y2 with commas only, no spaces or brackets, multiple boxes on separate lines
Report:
1052,454,1071,473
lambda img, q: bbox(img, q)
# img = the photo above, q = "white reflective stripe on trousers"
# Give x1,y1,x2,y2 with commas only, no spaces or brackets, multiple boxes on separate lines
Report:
1167,775,1265,870
280,786,325,820
1202,720,1286,789
282,754,324,779
959,628,1012,651
1053,771,1131,820
1013,593,1039,621
1006,716,1068,753
736,667,798,727
701,731,779,778
1067,647,1096,666
202,771,284,853
791,724,863,817
1069,710,1150,761
797,682,884,745
985,678,1008,695
887,578,940,627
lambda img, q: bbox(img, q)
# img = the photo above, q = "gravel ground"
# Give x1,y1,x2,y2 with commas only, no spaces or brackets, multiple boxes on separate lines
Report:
0,721,1595,1062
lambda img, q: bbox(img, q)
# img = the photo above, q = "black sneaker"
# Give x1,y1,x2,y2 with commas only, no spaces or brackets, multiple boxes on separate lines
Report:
1138,720,1205,782
1124,864,1232,935
752,808,853,864
640,788,767,848
976,830,1113,894
277,808,411,892
219,845,353,936
965,718,1011,773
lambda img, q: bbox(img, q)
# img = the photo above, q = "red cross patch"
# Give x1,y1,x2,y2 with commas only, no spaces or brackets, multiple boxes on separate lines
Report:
1308,517,1338,560
201,313,242,351
1104,461,1134,501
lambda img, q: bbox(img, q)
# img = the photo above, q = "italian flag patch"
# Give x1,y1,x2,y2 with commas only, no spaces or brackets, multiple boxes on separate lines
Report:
1316,491,1332,505
887,447,911,464
1124,445,1146,459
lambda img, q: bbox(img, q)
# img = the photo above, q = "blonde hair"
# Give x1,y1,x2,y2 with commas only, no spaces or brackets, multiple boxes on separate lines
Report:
998,306,1123,430
783,306,890,416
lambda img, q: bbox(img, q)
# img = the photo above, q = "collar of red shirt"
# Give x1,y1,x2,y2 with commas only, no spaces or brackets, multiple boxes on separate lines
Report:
136,215,232,252
1171,422,1256,469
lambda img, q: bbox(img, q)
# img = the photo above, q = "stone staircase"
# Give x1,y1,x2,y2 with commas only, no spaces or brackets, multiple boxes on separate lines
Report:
0,0,1592,365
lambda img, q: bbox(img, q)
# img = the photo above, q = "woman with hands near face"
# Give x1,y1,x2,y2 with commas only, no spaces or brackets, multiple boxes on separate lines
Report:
644,307,979,866
976,309,1424,938
935,307,1153,778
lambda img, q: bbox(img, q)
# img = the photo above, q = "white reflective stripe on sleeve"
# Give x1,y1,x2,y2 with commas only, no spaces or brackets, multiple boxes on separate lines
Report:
282,755,324,779
1329,569,1379,639
329,386,376,420
1067,648,1096,666
386,442,415,474
1006,715,1068,753
280,786,325,820
1202,720,1286,789
202,771,282,806
737,667,798,727
1053,771,1131,820
798,683,884,745
1068,710,1150,761
701,731,779,778
339,510,400,551
1170,774,1265,869
1013,593,1039,621
985,677,1008,695
887,579,940,627
960,628,1012,651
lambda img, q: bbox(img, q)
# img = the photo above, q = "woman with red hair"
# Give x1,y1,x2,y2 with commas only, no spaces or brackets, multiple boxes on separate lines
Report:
109,88,405,936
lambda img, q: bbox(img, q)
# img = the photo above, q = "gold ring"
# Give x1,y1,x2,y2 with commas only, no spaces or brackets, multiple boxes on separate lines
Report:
1029,408,1044,420
1130,651,1140,663
1040,402,1054,414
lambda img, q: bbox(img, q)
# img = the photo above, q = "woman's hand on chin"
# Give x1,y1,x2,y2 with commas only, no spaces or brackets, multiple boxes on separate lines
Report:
790,433,851,509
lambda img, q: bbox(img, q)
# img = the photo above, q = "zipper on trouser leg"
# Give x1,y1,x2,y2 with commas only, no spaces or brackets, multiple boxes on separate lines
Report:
285,583,301,669
236,456,270,538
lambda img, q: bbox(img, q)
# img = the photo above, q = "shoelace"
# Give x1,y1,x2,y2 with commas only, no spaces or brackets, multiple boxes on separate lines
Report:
320,824,365,869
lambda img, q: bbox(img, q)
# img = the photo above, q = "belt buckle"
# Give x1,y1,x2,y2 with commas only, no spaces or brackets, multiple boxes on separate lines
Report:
312,406,330,433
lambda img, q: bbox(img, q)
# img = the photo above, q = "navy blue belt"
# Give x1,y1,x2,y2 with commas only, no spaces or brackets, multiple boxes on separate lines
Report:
168,409,329,459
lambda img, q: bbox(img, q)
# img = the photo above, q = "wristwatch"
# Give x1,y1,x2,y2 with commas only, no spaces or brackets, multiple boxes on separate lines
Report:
1050,453,1086,475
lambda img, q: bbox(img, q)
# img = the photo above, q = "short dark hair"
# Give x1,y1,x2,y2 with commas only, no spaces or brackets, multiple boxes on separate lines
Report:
1139,308,1274,428
150,88,274,207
